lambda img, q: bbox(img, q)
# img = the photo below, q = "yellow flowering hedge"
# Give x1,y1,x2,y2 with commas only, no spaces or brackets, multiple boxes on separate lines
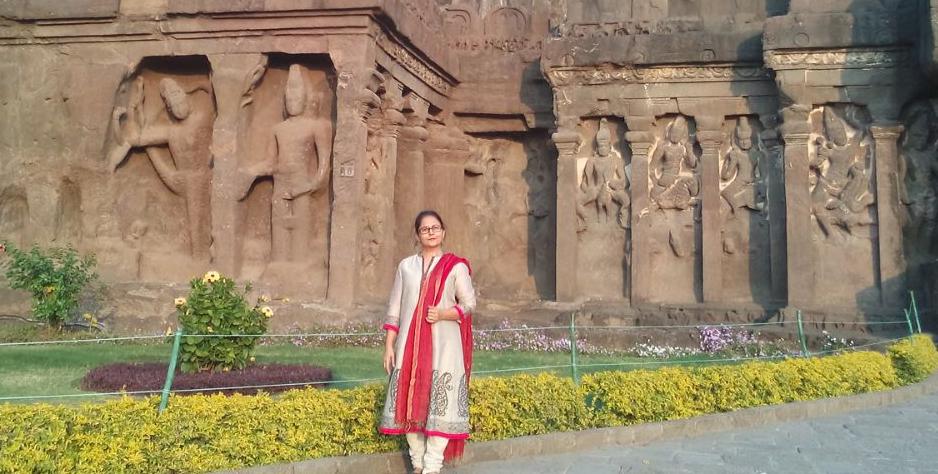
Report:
888,334,938,385
1,338,935,473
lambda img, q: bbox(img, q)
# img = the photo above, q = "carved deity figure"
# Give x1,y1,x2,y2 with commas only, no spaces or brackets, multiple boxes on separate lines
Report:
107,77,214,260
650,115,699,257
721,117,765,216
238,64,333,266
900,110,938,254
578,118,630,230
810,107,873,240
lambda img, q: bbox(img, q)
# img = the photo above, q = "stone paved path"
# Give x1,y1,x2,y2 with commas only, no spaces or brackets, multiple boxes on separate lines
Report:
452,393,938,474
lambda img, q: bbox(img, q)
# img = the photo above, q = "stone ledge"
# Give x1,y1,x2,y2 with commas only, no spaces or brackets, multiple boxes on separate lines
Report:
215,372,938,474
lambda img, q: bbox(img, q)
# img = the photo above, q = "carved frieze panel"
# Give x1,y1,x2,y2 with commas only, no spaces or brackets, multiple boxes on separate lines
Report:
547,65,772,87
764,48,910,70
376,29,453,94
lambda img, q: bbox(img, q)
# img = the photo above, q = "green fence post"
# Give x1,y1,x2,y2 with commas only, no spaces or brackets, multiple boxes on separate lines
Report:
796,310,810,357
159,328,183,414
903,309,915,342
569,313,579,385
909,291,922,334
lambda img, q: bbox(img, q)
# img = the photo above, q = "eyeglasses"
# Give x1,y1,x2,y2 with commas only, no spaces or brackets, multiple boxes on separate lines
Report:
418,225,443,235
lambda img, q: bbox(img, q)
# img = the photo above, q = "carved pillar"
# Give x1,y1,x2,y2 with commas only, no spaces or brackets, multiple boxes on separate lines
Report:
424,123,471,255
870,123,907,306
376,82,405,295
552,116,581,302
624,115,656,305
779,104,814,307
394,94,430,262
760,114,787,301
328,40,379,307
696,115,726,303
207,53,265,276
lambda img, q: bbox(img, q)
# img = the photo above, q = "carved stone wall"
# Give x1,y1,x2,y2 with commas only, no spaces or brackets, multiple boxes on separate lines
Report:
2,0,938,331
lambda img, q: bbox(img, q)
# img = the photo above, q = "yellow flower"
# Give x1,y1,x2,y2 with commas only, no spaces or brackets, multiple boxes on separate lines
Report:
206,326,214,333
249,356,256,362
82,313,92,320
165,326,173,336
173,297,187,307
91,316,98,325
259,295,269,303
202,271,221,283
223,367,230,372
44,286,55,294
283,298,291,303
260,306,274,318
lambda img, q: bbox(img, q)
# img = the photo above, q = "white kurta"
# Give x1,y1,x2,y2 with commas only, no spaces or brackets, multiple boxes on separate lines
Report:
380,254,477,436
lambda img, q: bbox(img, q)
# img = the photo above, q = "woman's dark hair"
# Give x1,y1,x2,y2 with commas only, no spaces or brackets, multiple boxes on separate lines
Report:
414,210,445,234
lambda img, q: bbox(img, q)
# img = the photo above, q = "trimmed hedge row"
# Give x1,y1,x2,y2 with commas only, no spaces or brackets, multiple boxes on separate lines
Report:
1,336,935,474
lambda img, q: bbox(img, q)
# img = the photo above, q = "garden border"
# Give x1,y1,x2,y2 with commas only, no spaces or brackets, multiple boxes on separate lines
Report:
215,371,938,474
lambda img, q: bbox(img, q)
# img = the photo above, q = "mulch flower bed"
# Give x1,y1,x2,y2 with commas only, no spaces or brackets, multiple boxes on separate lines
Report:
82,362,333,396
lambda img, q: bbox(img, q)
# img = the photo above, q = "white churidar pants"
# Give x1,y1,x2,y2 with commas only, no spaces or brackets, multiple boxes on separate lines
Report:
406,432,449,472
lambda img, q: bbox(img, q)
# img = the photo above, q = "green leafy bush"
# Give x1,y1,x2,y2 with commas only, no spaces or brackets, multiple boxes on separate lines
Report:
888,334,938,385
174,271,270,373
0,242,97,329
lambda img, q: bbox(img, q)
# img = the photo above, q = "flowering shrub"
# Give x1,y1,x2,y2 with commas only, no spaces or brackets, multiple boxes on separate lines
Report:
628,341,701,358
0,242,97,329
820,330,855,352
174,271,269,373
697,325,796,358
474,319,613,355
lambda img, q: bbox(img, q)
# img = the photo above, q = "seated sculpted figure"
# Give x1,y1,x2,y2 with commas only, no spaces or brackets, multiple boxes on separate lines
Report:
578,118,630,230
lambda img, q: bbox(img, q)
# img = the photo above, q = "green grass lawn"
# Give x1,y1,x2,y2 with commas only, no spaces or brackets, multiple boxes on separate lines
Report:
0,342,734,404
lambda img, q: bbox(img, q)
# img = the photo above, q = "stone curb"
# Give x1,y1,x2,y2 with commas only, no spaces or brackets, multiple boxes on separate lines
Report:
218,373,938,474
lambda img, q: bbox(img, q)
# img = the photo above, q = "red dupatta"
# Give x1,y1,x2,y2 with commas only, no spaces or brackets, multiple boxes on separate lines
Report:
392,252,473,462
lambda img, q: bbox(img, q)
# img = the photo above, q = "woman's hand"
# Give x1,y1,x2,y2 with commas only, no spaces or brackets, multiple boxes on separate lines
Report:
383,346,395,375
427,306,441,324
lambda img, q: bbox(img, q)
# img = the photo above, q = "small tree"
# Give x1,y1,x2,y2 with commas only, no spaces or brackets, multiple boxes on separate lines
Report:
0,241,97,329
174,271,271,373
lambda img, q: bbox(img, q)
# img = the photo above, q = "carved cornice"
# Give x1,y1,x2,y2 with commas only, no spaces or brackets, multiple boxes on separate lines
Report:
375,29,453,95
546,65,772,87
764,48,910,70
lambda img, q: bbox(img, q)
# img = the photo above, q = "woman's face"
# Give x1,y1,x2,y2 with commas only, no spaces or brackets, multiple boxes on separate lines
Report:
416,215,445,250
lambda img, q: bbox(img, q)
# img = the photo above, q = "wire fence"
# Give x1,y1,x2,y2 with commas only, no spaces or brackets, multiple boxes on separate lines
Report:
0,291,926,407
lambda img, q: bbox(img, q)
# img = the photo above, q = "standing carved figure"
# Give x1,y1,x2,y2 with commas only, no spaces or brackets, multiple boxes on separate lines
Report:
578,118,630,230
900,110,938,253
650,116,699,257
721,117,764,215
107,76,214,260
238,64,333,266
810,107,871,240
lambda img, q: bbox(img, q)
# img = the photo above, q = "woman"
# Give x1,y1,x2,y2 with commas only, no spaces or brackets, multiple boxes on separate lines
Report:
379,210,476,474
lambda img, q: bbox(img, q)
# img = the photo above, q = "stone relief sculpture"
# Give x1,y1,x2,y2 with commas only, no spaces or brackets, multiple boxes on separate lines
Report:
237,64,333,274
650,115,700,257
899,104,938,257
577,118,630,231
809,106,874,241
720,117,765,254
107,75,215,261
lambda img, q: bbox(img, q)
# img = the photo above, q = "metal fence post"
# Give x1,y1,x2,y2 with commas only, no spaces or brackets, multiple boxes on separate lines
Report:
796,310,810,357
569,313,579,385
159,328,183,414
903,309,916,342
910,291,922,334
